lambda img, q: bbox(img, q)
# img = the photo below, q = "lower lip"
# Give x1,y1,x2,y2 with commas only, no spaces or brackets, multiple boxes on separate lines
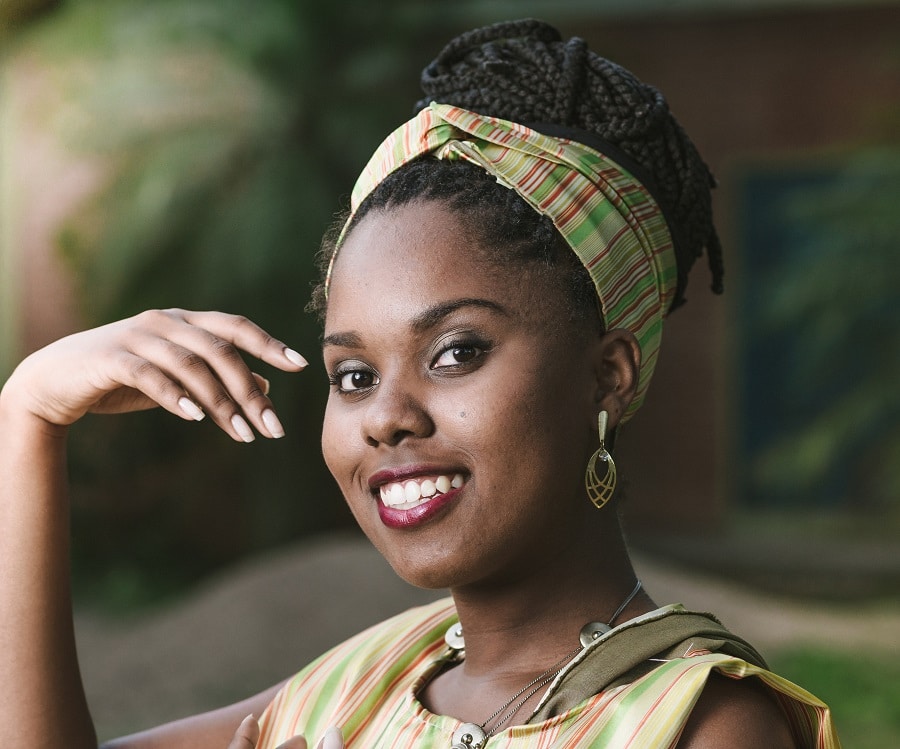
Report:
376,486,463,529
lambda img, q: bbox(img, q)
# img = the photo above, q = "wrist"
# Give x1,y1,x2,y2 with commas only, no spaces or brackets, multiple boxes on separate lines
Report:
0,380,69,442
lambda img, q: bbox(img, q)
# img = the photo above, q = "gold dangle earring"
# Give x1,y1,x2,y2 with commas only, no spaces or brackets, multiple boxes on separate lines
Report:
585,410,617,509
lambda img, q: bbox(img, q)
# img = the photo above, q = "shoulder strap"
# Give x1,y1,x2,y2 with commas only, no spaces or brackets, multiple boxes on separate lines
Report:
532,606,768,721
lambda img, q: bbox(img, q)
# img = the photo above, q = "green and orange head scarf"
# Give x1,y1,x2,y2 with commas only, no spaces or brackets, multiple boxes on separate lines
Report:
326,103,679,422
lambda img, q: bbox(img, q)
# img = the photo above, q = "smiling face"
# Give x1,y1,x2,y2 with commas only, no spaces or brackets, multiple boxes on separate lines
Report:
321,200,627,591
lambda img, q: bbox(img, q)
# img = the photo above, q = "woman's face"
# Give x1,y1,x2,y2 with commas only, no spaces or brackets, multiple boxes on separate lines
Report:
321,200,608,591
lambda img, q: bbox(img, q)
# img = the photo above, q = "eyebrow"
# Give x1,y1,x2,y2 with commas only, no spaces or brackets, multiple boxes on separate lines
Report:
410,297,509,333
322,331,363,349
322,298,509,349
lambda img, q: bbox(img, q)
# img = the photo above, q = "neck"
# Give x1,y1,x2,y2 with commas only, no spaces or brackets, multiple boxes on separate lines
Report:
447,512,653,679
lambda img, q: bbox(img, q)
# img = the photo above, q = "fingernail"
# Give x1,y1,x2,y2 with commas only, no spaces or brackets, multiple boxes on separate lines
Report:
284,347,308,368
231,414,255,443
322,727,343,749
261,377,271,395
262,408,285,439
178,397,205,421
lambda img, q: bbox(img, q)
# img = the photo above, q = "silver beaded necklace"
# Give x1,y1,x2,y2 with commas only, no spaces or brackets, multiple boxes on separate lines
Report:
446,580,643,749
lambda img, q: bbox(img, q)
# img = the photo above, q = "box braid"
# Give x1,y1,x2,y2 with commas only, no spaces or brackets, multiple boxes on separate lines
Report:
310,19,723,321
416,19,724,308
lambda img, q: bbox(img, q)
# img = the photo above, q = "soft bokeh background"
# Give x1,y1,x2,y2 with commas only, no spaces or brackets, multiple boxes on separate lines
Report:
1,0,898,745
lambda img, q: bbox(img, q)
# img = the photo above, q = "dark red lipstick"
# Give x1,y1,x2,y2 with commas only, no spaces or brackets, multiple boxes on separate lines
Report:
368,465,467,529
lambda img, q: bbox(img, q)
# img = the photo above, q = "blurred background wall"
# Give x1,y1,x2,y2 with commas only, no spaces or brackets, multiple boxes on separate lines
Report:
1,0,898,612
2,0,899,745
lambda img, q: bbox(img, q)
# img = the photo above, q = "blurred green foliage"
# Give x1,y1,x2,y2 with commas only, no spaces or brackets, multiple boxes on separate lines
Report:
4,0,457,607
769,645,900,748
749,150,900,518
0,0,59,31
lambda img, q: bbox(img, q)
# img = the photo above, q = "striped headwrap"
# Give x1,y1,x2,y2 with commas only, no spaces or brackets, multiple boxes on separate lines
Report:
326,103,679,421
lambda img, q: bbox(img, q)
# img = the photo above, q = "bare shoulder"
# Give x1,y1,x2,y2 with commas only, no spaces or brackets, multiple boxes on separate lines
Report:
677,673,796,749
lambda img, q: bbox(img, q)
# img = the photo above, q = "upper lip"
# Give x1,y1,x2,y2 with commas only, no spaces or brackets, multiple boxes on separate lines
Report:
367,465,465,490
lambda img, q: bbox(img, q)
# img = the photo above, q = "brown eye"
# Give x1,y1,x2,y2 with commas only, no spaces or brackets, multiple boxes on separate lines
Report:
451,346,478,363
433,343,483,368
337,369,379,391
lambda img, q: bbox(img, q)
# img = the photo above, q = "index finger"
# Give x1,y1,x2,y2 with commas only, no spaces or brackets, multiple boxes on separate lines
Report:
178,310,308,372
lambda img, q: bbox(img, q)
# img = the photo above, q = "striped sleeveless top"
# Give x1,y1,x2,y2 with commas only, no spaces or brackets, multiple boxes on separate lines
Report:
256,598,839,748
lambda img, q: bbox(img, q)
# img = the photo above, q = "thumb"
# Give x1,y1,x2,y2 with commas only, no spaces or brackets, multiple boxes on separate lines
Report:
317,726,344,749
227,715,260,749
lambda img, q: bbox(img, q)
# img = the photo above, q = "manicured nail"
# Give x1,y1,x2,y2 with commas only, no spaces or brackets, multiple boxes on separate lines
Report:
178,397,205,421
261,377,271,395
231,414,255,443
322,727,343,749
262,409,285,439
284,347,308,368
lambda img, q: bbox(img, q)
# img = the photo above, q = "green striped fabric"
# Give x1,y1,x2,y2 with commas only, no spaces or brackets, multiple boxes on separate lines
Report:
326,103,679,421
256,598,840,748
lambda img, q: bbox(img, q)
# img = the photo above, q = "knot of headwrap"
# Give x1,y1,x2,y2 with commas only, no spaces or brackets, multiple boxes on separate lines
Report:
326,103,678,421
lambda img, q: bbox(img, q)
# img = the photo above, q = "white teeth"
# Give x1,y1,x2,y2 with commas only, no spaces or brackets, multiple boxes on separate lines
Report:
404,482,422,503
378,473,467,508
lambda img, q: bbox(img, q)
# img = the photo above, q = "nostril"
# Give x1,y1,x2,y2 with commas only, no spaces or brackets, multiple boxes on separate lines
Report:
364,425,416,448
361,393,434,446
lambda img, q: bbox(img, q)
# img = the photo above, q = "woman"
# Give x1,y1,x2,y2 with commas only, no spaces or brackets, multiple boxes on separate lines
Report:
0,19,838,749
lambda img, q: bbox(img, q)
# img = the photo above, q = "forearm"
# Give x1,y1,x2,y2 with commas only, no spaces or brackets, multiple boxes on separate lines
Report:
0,389,97,748
0,310,304,749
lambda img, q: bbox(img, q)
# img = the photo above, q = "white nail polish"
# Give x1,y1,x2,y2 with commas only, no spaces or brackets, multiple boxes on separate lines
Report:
231,414,255,443
262,409,285,439
178,397,205,421
284,348,308,367
322,727,343,749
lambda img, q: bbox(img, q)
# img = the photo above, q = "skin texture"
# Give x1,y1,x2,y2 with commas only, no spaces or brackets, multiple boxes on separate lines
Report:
322,200,797,745
322,200,649,724
322,201,636,593
0,203,795,747
678,674,797,748
0,310,335,748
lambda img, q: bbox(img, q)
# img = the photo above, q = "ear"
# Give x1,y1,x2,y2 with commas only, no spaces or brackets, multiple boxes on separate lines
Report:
590,328,641,430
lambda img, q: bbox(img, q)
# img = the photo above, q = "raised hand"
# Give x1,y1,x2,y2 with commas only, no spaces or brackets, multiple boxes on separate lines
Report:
0,309,307,442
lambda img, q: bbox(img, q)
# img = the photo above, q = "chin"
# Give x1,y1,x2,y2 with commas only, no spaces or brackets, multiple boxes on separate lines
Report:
366,536,473,592
381,552,459,591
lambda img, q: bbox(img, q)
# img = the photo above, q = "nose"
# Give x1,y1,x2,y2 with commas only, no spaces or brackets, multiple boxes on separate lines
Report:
361,379,434,447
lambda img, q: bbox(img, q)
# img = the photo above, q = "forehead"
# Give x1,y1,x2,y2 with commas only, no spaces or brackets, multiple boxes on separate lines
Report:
325,201,560,330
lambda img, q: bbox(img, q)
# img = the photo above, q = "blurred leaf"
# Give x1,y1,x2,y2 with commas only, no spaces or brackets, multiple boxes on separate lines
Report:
750,149,900,512
6,0,432,606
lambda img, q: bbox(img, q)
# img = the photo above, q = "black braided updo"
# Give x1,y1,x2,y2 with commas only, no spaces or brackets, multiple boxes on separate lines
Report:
310,19,723,320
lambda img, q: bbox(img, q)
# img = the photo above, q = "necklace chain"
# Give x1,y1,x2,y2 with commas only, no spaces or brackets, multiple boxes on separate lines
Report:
479,645,581,736
447,580,643,749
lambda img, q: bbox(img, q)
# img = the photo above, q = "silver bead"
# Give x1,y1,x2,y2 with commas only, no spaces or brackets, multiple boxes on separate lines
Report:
579,621,611,648
451,722,486,748
444,623,465,651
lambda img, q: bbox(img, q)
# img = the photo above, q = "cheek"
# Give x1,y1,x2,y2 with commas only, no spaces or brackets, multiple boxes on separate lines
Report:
458,366,574,466
321,399,354,486
483,359,589,470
